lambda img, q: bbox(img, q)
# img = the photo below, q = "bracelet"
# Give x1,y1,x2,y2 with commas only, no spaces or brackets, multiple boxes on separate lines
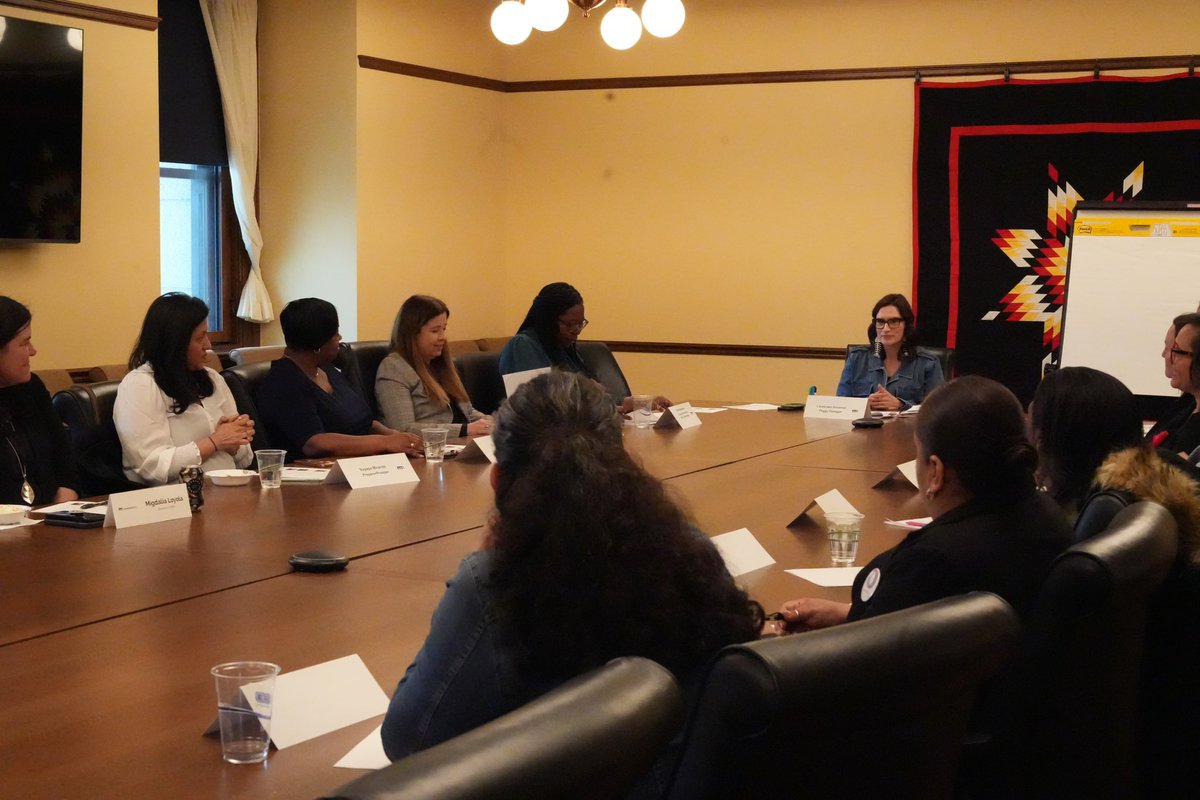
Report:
208,436,217,453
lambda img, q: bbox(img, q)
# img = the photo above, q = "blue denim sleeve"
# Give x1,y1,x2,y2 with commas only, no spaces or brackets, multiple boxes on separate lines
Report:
380,552,513,760
920,355,946,399
837,349,873,397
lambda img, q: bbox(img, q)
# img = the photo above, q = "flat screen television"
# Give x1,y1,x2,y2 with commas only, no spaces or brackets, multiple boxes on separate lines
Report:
0,15,84,243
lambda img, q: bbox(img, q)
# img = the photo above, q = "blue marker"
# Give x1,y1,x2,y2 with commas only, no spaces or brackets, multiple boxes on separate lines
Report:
808,386,817,396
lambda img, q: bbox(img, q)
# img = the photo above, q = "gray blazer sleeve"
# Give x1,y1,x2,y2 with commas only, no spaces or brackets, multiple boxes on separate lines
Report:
375,354,462,436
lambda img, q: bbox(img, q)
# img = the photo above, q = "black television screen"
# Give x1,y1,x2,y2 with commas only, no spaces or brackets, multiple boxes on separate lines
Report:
0,15,84,243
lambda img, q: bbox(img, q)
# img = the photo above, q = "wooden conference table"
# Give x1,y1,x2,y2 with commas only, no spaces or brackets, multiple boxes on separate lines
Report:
0,407,920,799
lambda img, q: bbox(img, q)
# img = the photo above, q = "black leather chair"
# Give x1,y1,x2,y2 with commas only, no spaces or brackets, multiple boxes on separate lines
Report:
663,592,1020,800
346,340,391,416
322,657,683,800
454,351,505,415
967,501,1178,798
577,341,632,402
332,342,365,400
52,381,141,496
845,343,956,378
221,362,274,453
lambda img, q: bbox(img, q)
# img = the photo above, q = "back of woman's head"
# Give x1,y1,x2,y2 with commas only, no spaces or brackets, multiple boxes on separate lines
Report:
513,282,583,354
389,295,466,405
129,293,213,413
280,298,339,351
0,297,32,349
916,375,1038,501
1032,367,1141,507
489,371,760,680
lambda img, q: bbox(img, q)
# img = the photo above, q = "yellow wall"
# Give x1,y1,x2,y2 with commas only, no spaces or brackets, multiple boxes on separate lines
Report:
0,2,159,370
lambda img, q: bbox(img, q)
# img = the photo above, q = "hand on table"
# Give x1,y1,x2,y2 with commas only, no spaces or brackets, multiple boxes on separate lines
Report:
466,417,493,436
385,432,426,458
867,385,903,411
778,598,851,633
212,414,254,452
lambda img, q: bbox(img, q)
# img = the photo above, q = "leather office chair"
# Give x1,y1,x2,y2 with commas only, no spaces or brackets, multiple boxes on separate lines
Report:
52,381,141,496
845,343,956,378
346,340,390,416
454,351,505,414
663,592,1020,800
331,342,366,400
967,501,1177,798
323,657,683,800
221,362,274,453
577,341,632,402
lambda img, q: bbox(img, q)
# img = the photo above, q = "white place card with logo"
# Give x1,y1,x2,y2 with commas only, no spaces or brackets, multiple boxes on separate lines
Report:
803,395,868,420
322,453,420,489
788,488,863,527
104,484,192,529
873,459,919,489
502,367,551,397
457,435,497,464
654,402,702,430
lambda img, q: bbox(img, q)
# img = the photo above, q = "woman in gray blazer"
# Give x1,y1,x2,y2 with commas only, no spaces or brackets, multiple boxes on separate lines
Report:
376,295,492,437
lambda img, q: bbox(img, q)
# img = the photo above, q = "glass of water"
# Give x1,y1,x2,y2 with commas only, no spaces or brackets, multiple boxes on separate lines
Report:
826,511,864,566
254,449,286,489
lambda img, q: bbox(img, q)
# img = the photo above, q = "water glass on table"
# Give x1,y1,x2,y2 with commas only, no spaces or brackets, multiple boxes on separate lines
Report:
631,394,655,428
254,449,286,489
826,511,864,566
421,428,448,463
210,661,280,764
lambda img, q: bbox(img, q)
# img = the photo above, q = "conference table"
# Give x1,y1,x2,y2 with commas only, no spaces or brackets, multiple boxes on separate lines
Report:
0,406,921,799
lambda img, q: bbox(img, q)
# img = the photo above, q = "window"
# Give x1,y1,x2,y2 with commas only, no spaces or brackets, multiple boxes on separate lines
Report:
160,162,221,331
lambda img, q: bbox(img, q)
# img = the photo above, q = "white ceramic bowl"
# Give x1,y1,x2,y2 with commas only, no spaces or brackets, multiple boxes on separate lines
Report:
0,503,31,524
206,469,256,487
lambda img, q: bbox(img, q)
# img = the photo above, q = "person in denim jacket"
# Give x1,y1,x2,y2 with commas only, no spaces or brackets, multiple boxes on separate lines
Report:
380,372,761,797
837,293,944,411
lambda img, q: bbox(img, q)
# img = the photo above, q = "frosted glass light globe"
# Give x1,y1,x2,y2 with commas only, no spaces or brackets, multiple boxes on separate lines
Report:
641,0,685,38
526,0,569,32
600,3,642,50
491,0,532,45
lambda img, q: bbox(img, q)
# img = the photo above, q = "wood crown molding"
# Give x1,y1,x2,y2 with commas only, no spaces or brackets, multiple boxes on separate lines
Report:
605,341,845,360
358,54,1200,93
0,0,159,30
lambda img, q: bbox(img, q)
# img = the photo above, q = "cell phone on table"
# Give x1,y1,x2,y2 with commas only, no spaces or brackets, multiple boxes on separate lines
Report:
43,511,105,529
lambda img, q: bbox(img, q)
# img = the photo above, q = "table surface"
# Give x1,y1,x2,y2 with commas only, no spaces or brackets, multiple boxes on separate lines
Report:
0,408,920,799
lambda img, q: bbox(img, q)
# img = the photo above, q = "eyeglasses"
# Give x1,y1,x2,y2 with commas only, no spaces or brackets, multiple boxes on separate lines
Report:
558,317,589,333
1169,347,1193,362
874,317,904,330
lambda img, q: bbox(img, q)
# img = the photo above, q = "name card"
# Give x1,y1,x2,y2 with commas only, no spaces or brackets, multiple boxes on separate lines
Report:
873,459,919,489
457,435,497,464
804,394,868,420
788,488,863,527
323,453,420,489
654,402,702,430
711,528,776,577
104,484,192,529
502,367,551,397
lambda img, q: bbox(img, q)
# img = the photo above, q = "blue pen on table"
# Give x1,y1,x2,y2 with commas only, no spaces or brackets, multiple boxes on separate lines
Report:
808,386,817,396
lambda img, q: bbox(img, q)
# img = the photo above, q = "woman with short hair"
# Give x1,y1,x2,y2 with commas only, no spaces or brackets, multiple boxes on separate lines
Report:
113,293,254,486
375,295,492,437
381,372,761,795
836,292,944,411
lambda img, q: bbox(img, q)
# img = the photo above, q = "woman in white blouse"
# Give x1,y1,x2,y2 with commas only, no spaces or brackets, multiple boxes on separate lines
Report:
114,293,255,486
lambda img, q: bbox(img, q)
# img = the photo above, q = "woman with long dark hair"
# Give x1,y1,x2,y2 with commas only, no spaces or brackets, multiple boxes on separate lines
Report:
375,295,492,436
836,292,944,410
780,376,1070,630
0,296,78,505
114,293,254,485
381,372,761,794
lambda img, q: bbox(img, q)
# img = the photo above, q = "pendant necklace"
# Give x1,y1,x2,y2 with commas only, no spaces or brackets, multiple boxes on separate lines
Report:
5,436,35,505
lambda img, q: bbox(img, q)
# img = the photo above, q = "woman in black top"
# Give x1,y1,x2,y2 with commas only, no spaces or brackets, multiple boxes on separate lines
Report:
776,376,1071,630
256,298,423,461
0,297,78,506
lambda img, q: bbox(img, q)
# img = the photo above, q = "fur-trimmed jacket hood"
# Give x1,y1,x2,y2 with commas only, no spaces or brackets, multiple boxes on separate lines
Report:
1094,447,1200,566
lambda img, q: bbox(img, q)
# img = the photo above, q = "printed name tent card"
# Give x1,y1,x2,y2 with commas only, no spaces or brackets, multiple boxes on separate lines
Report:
873,459,919,489
654,402,702,430
104,484,192,529
787,488,862,527
457,434,497,464
803,395,869,421
323,453,420,489
502,367,551,397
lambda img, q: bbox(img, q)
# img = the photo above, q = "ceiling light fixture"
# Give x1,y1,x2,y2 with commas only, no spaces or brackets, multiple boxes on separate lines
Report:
489,0,685,50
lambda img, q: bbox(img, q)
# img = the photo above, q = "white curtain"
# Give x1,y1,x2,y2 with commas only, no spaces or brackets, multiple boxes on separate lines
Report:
199,0,274,323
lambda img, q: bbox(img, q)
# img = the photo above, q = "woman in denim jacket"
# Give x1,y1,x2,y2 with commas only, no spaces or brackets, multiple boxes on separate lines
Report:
837,293,944,411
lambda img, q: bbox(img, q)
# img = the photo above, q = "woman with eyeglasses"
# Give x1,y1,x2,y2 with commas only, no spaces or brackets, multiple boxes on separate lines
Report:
499,282,668,413
836,293,944,411
1147,311,1200,456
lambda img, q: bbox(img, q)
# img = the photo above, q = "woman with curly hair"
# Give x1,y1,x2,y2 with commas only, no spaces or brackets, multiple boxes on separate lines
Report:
381,371,761,795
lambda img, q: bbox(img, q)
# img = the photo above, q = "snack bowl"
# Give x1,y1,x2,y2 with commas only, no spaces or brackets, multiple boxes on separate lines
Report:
206,469,256,487
0,503,32,524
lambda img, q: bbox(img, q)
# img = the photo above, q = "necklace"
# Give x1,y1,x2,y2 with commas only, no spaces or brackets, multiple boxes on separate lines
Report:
5,436,35,505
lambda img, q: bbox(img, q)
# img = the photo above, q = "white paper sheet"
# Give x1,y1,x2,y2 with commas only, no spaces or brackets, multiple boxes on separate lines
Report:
269,654,390,749
711,528,776,577
725,403,780,411
502,367,551,397
334,724,390,770
785,567,862,587
689,407,728,413
34,499,107,514
282,467,330,482
884,517,933,530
